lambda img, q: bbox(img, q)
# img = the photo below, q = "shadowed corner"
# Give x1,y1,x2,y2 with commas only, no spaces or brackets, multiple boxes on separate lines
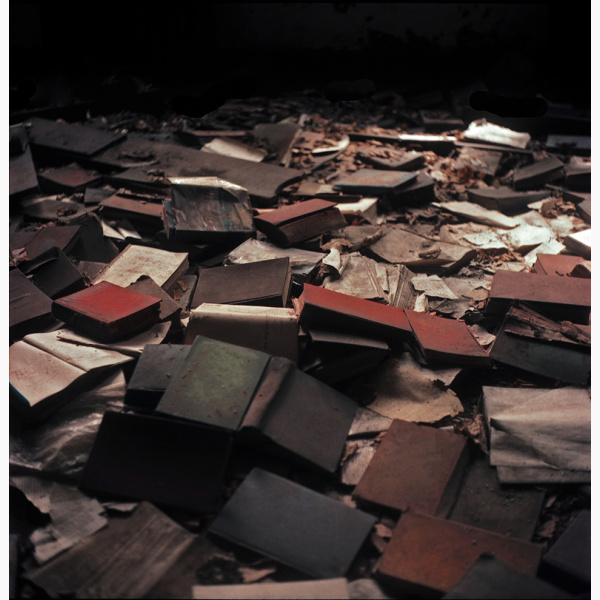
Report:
469,91,548,119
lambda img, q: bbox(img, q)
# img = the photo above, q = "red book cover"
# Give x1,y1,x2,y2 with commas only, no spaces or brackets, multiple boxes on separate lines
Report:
52,281,161,342
405,309,491,366
296,284,412,342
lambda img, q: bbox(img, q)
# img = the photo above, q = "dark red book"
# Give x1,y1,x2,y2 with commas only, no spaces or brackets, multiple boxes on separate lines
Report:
294,284,412,343
405,309,492,367
254,199,346,246
52,281,161,342
486,270,591,324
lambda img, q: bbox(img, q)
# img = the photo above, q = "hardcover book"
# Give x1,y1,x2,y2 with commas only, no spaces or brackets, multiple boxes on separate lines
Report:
191,257,292,308
209,468,376,578
353,419,468,516
52,281,161,342
253,199,346,246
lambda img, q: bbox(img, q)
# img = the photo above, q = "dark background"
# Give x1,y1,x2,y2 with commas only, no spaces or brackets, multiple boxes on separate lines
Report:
10,2,591,114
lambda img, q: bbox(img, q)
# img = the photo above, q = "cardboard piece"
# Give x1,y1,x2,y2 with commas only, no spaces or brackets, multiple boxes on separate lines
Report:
25,502,195,599
192,579,350,599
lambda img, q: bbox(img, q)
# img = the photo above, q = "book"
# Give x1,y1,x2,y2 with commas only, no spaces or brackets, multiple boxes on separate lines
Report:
52,281,161,342
466,187,550,212
163,176,255,243
294,284,413,343
302,328,389,385
238,357,356,472
9,268,55,340
513,156,564,190
26,117,126,158
485,270,591,324
125,344,191,409
353,419,468,516
94,243,189,291
208,468,376,578
253,199,346,246
332,169,417,194
378,511,543,596
191,257,292,308
37,162,103,193
185,303,298,363
79,411,232,512
404,309,492,367
9,332,133,420
445,554,570,599
127,275,182,323
158,337,356,472
539,509,591,594
19,247,86,299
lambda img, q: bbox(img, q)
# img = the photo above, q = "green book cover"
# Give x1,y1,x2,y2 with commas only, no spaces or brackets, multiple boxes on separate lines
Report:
157,336,271,431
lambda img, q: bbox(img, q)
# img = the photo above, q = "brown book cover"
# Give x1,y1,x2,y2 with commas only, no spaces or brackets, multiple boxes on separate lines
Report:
378,511,543,596
191,257,292,308
353,419,468,516
485,270,591,323
404,309,492,367
254,199,346,246
295,284,412,343
52,281,161,342
532,253,587,276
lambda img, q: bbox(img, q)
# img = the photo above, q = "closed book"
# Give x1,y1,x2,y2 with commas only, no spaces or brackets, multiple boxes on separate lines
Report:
9,269,55,340
157,336,271,431
294,284,413,343
405,309,492,367
485,270,591,324
466,187,549,212
125,344,191,409
52,281,161,342
513,156,564,190
99,194,164,227
254,199,346,246
378,511,543,596
191,257,292,308
79,411,232,513
164,176,255,243
209,468,376,579
19,246,86,299
185,303,298,363
353,419,468,516
444,555,571,599
239,357,356,472
333,169,417,194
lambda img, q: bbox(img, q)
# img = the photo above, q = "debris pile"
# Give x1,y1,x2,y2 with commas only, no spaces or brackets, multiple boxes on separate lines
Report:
9,86,590,599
